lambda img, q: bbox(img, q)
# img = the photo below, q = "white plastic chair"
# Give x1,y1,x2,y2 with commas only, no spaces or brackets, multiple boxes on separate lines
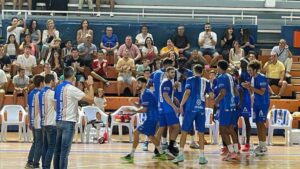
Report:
110,106,137,142
0,105,27,142
205,108,219,144
267,109,293,145
81,106,109,143
241,108,257,144
74,108,85,143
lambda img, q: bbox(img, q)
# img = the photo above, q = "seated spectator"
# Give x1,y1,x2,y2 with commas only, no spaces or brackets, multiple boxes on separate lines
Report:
142,37,158,66
4,34,19,63
78,0,93,12
26,20,41,59
41,19,59,63
40,62,59,84
229,41,245,68
135,25,153,50
136,58,150,76
116,49,137,96
143,69,151,80
78,34,97,67
0,44,12,80
13,0,32,15
220,26,235,62
91,50,110,86
185,50,206,70
240,28,255,55
19,34,36,55
12,68,29,104
151,58,161,72
198,22,219,66
100,26,119,64
16,45,37,77
0,69,7,109
66,48,85,82
117,36,141,63
271,39,293,77
77,19,94,44
49,49,63,75
95,0,115,17
94,88,107,112
171,25,190,58
168,51,178,68
160,38,179,58
263,52,287,98
62,40,73,66
7,17,26,44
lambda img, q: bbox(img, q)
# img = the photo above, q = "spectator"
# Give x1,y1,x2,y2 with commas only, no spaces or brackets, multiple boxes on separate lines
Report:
136,58,150,76
0,44,12,80
0,69,7,109
229,41,245,68
185,49,206,70
7,17,26,44
91,50,110,86
4,34,19,63
142,37,158,66
271,39,293,77
198,22,219,66
143,69,151,80
40,62,59,84
240,28,255,55
94,88,107,112
78,0,93,12
135,25,153,50
41,19,59,63
51,0,68,13
77,19,94,45
100,26,119,64
160,38,179,58
50,49,63,74
13,0,32,15
16,45,37,77
78,34,97,67
116,49,137,96
27,20,41,46
95,0,115,17
19,34,36,55
171,25,190,58
45,38,62,67
12,68,29,104
220,26,235,62
151,58,161,72
62,40,73,66
117,36,141,63
66,48,85,82
263,52,287,98
0,0,4,11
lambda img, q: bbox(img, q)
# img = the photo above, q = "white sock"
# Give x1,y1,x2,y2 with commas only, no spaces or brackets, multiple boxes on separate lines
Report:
157,146,163,154
259,141,262,146
179,147,184,154
145,136,149,142
130,148,136,157
190,135,195,142
227,144,234,153
233,143,239,153
199,149,204,157
260,141,266,147
162,137,167,144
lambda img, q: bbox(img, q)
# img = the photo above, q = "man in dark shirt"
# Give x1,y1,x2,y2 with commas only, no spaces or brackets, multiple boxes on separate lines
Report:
185,50,206,70
172,25,191,58
0,44,12,82
66,48,85,82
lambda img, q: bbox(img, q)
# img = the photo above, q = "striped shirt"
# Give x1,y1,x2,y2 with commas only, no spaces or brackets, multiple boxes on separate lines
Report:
27,88,40,128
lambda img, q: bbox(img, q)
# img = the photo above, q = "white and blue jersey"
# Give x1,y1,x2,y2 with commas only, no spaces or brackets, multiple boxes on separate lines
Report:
28,88,41,128
39,86,56,126
149,68,167,101
174,68,193,102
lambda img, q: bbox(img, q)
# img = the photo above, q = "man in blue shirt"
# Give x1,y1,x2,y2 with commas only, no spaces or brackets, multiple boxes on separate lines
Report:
214,60,239,161
100,26,119,64
243,60,269,156
173,64,213,165
25,75,44,169
121,76,167,163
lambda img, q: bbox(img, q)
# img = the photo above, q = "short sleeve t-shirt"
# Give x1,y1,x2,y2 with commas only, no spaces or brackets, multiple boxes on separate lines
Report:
135,33,153,48
265,61,285,79
251,73,270,107
271,46,290,63
140,89,158,121
92,59,107,76
13,74,30,88
0,55,11,70
7,26,23,44
159,79,174,113
198,31,217,49
101,34,118,48
66,57,85,76
16,55,37,76
0,69,8,84
216,73,236,110
172,34,189,49
174,68,193,102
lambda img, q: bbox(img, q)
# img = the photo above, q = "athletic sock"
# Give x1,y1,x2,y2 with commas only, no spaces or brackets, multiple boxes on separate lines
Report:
261,141,266,147
130,148,136,157
233,143,239,153
162,137,167,144
227,144,234,153
199,149,204,157
156,146,163,154
190,135,195,142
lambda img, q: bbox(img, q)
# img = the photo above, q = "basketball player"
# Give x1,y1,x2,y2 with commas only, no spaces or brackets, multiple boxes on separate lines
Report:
54,67,94,169
39,74,56,169
172,64,213,164
243,60,269,156
121,76,167,163
25,75,45,169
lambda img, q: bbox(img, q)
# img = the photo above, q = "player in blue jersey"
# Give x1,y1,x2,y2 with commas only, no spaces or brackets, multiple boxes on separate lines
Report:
214,60,239,161
25,75,45,169
156,66,180,157
121,76,167,163
243,60,270,156
172,64,214,165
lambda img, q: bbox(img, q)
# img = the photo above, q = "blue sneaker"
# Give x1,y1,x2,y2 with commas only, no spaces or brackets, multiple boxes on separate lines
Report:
142,141,149,151
172,152,184,164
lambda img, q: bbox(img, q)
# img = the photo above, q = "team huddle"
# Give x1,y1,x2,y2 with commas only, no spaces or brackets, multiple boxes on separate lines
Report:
122,58,270,164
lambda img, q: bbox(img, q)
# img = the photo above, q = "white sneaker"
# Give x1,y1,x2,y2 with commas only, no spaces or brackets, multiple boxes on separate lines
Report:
17,12,21,15
110,12,114,17
96,12,101,17
50,12,54,16
28,12,32,15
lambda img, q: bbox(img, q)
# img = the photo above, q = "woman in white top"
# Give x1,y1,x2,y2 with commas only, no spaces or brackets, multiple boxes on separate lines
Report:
4,34,19,63
142,37,158,65
135,25,153,49
94,88,107,112
229,40,245,68
77,19,94,45
41,19,59,63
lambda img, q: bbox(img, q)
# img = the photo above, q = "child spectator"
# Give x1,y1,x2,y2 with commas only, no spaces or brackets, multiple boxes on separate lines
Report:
94,88,107,112
62,40,73,66
136,59,150,76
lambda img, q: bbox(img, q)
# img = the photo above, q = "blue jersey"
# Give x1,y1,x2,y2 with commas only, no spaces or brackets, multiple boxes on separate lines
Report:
159,79,174,113
216,73,236,111
140,89,159,121
251,73,270,107
27,88,40,127
175,68,193,102
185,76,212,112
239,71,252,115
149,68,167,101
39,86,52,126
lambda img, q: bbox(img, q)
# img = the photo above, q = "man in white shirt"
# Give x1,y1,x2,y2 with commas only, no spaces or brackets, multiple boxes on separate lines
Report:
12,68,30,104
271,39,293,76
6,17,26,44
54,67,94,169
198,23,219,66
16,45,37,77
40,63,59,84
135,25,153,49
0,69,7,109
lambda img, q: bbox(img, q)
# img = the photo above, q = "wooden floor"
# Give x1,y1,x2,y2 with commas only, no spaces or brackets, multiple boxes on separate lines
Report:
0,133,300,169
